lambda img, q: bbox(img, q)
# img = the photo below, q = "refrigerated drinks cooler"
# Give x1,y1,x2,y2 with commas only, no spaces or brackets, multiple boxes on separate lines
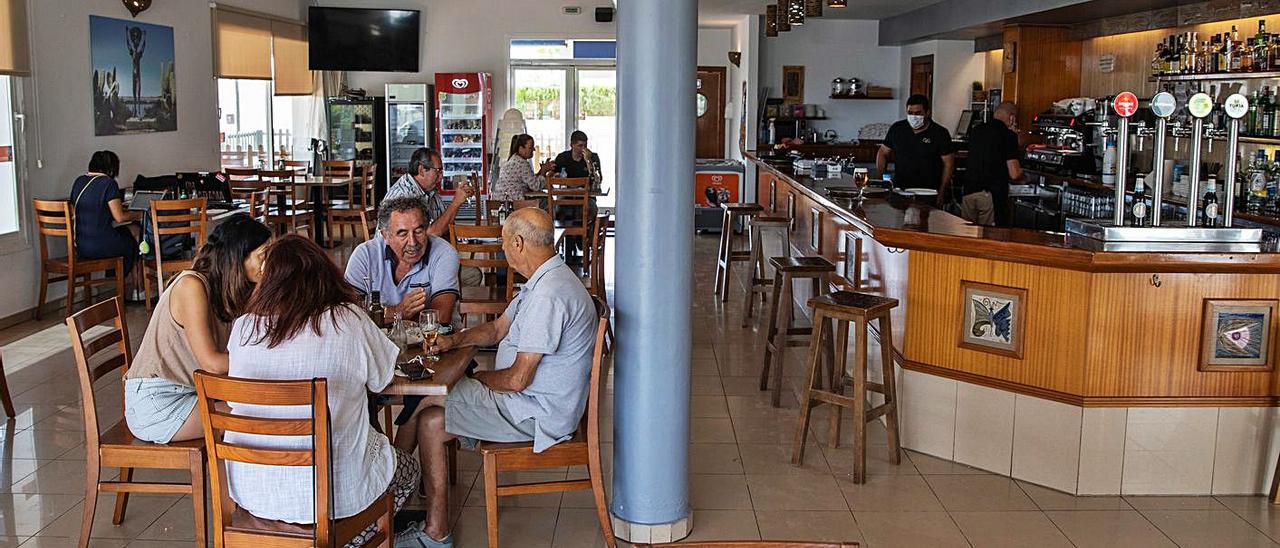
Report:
695,159,745,231
385,83,435,182
327,96,386,190
434,72,492,195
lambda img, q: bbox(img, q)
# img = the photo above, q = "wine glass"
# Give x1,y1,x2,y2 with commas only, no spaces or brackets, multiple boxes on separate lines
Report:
420,310,440,361
852,168,870,200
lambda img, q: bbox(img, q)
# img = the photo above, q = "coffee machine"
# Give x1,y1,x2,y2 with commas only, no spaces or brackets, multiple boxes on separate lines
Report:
1024,109,1098,176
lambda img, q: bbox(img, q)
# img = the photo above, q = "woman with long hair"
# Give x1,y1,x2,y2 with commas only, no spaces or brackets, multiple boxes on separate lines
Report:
224,235,419,546
124,213,272,443
490,133,557,201
69,150,140,274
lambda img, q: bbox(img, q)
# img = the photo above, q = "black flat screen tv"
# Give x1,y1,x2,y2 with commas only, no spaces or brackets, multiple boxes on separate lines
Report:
308,7,420,72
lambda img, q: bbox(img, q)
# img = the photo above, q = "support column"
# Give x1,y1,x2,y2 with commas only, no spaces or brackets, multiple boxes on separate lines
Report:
611,0,696,543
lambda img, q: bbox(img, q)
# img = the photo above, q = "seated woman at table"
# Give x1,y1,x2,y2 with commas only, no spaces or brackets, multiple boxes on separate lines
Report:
225,235,419,546
69,150,140,274
490,134,556,202
123,214,272,444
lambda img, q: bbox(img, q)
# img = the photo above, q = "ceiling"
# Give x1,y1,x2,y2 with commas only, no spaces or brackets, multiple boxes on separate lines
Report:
698,0,946,26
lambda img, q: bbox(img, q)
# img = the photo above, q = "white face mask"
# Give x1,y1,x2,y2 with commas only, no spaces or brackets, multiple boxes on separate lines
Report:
907,115,926,129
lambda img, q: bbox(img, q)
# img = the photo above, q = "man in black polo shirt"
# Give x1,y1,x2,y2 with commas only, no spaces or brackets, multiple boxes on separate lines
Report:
877,94,956,196
962,102,1024,226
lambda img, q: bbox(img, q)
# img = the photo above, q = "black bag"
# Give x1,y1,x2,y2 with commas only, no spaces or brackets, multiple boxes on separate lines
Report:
139,207,194,260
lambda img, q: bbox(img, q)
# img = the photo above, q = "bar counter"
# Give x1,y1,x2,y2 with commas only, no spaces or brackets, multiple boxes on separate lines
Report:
747,152,1280,496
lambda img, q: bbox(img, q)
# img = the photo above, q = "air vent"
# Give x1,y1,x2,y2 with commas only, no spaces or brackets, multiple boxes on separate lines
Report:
563,6,582,15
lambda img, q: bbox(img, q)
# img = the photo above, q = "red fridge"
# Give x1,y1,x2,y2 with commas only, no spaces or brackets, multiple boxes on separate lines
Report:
434,72,492,195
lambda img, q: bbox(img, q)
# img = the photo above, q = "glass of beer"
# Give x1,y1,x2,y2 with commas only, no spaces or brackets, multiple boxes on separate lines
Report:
420,310,441,361
852,167,870,200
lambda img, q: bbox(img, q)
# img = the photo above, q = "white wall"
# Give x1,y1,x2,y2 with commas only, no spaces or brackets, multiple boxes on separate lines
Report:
898,39,984,136
698,26,734,158
759,19,901,141
0,0,303,320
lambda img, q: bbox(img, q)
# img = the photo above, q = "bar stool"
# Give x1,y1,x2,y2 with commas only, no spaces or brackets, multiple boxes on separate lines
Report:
714,202,763,302
742,216,791,328
790,291,902,484
759,256,836,407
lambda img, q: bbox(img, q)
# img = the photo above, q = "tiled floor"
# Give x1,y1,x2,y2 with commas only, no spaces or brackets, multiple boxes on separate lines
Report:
0,234,1277,546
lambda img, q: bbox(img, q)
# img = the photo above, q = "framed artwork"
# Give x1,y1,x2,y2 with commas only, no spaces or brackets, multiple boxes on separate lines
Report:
809,208,822,251
90,15,177,135
1003,42,1017,74
958,281,1027,359
841,230,862,289
769,180,777,213
1199,299,1276,371
782,65,805,104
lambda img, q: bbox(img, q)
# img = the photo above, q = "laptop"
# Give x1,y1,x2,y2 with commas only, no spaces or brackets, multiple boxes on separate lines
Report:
128,191,167,212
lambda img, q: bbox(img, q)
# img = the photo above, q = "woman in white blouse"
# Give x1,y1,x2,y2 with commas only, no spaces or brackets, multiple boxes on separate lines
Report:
490,134,557,202
225,235,419,547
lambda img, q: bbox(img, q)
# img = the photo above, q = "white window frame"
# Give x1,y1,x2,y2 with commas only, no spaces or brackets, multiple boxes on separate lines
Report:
0,76,31,257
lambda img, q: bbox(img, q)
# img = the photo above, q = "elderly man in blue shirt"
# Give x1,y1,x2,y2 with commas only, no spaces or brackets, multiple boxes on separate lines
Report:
392,207,597,548
344,196,460,324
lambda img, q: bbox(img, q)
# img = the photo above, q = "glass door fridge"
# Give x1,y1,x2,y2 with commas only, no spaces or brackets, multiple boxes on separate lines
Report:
385,83,434,182
434,72,492,195
326,96,386,189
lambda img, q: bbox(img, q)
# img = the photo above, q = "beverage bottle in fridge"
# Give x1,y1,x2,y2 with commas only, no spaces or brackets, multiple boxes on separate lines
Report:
1203,176,1221,226
1131,175,1149,227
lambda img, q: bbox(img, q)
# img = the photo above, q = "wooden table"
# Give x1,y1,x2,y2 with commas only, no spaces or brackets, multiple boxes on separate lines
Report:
470,216,568,246
259,176,354,245
381,345,479,396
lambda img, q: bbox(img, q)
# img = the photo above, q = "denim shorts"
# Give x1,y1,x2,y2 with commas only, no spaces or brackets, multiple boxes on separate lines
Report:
124,377,197,444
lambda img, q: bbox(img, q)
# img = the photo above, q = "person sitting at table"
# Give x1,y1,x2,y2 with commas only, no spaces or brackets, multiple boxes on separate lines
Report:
225,235,418,547
124,214,272,443
345,196,460,325
490,134,556,202
394,207,598,547
69,150,140,275
553,130,601,181
383,147,474,239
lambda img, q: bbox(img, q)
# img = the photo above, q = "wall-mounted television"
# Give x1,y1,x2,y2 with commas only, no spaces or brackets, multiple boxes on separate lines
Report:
308,7,420,72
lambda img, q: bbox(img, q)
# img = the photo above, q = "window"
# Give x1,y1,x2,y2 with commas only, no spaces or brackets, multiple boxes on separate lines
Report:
0,75,20,237
217,79,316,168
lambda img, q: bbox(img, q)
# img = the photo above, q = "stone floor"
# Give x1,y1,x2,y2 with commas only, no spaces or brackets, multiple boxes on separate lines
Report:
0,233,1277,547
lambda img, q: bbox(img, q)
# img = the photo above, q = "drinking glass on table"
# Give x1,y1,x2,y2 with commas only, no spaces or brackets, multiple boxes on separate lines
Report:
420,310,441,361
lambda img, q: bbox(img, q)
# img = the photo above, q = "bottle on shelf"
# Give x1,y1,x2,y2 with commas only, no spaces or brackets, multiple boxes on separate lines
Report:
1232,26,1244,72
1131,175,1149,227
1268,150,1280,205
1203,176,1221,227
1249,150,1269,212
369,290,385,329
1248,89,1260,135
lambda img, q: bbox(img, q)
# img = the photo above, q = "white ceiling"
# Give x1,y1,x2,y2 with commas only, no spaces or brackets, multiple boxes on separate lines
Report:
698,0,947,25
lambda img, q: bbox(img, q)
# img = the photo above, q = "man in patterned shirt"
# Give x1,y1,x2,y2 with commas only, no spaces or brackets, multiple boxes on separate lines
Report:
383,147,474,239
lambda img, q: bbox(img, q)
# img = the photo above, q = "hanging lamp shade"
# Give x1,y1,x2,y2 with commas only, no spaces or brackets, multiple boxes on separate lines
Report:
776,2,791,32
805,0,823,17
828,0,848,7
787,0,805,25
765,5,779,36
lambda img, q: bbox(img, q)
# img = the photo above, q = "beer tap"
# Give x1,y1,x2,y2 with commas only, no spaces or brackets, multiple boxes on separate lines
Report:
1221,93,1250,227
1147,92,1178,227
1185,93,1215,227
1109,93,1140,227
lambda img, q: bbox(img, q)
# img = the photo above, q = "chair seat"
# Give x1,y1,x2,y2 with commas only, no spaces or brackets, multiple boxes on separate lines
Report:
752,216,791,224
98,421,203,469
44,255,123,273
721,202,763,213
460,285,509,305
479,432,588,469
328,203,374,214
809,291,898,316
770,256,836,273
226,493,390,544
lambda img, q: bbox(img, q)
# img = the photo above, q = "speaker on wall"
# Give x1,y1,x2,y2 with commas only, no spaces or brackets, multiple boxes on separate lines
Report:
595,7,615,22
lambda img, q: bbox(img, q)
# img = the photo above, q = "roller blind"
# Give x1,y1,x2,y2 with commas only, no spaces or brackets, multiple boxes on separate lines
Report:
271,21,312,96
0,0,31,77
214,9,272,80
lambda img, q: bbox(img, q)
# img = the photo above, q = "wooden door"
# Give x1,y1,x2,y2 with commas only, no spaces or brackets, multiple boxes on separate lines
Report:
910,55,934,99
696,66,727,159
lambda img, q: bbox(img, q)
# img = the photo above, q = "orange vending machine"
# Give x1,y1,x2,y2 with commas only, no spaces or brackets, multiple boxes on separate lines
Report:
695,159,744,231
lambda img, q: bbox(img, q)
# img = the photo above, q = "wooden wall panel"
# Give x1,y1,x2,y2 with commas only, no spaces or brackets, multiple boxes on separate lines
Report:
1085,272,1280,398
903,251,1092,395
1002,26,1083,121
983,49,1004,92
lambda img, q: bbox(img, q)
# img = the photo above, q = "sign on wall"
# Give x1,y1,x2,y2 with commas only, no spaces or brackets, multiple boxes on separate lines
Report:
90,15,177,135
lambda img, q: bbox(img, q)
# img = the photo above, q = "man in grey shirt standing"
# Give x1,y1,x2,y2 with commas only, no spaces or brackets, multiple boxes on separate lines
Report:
394,207,596,547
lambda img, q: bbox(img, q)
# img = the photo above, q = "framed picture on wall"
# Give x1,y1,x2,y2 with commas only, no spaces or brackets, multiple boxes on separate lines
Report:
782,65,805,104
810,208,822,251
841,230,862,290
1198,299,1276,372
90,15,178,135
958,280,1027,359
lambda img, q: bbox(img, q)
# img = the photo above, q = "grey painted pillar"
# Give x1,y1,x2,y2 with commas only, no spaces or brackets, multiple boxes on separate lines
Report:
611,0,696,542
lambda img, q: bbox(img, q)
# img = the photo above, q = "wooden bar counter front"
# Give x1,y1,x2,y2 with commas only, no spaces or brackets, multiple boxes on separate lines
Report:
748,154,1280,497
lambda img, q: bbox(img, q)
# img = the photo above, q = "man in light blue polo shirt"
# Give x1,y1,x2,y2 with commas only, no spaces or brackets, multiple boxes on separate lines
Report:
344,196,460,324
392,207,596,547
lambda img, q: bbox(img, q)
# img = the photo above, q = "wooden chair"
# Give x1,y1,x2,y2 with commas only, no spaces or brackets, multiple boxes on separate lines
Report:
452,224,515,327
247,190,271,225
280,159,310,176
66,297,207,548
258,170,313,236
142,198,208,311
320,160,357,206
32,199,126,320
644,542,858,548
193,371,394,548
479,199,541,225
583,214,614,354
0,350,15,418
224,168,261,196
328,164,377,243
546,177,591,256
479,298,614,548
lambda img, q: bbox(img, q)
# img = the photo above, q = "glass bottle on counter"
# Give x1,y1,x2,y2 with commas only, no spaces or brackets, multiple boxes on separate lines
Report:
1203,176,1221,227
368,290,385,329
1231,26,1245,71
1131,175,1149,227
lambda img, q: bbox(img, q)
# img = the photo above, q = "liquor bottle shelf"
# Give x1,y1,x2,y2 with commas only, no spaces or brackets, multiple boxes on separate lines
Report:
1149,70,1280,82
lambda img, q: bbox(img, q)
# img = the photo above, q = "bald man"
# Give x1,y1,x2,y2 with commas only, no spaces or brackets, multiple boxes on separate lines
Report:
961,101,1024,226
394,208,597,547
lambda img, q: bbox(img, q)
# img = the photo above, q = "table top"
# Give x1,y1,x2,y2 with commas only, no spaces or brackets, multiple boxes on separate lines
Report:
253,176,354,187
525,188,609,198
381,345,479,396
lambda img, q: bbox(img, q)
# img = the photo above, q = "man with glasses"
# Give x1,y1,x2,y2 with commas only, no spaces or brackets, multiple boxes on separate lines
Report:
384,147,474,239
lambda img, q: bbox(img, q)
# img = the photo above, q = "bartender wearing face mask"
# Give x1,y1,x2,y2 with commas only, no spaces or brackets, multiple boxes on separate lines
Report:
876,94,956,196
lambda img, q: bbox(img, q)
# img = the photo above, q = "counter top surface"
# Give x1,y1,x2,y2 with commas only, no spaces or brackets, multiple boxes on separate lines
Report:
748,154,1280,273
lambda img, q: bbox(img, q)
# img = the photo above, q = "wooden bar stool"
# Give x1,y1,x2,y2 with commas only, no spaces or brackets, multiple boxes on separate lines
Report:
791,291,902,484
760,256,836,407
742,216,791,328
714,203,763,302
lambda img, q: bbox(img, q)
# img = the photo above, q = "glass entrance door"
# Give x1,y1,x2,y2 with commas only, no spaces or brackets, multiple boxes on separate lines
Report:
576,68,616,207
512,68,568,166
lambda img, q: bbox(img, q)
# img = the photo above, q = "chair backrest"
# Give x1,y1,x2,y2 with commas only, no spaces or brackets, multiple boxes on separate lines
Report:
752,217,791,280
589,213,609,296
645,543,858,548
480,199,541,224
149,198,209,253
65,297,133,452
194,371,337,545
320,160,355,179
280,160,310,176
224,168,259,181
546,177,590,222
451,223,517,301
258,169,299,184
584,297,611,446
247,190,270,223
354,163,377,209
32,198,74,264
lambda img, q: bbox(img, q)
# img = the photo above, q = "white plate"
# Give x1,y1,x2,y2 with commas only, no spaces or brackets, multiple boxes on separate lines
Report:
902,188,939,196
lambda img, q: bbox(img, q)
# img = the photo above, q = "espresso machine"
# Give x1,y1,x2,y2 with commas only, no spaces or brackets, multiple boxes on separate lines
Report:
1025,109,1098,176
